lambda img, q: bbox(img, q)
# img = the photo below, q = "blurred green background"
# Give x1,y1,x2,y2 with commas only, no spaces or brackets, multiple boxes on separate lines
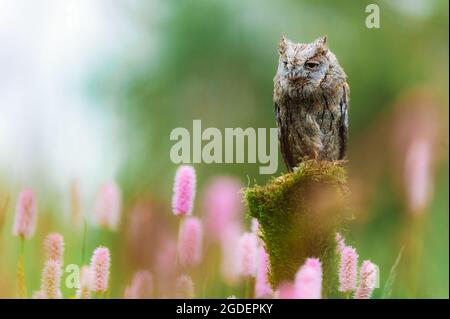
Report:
0,0,448,298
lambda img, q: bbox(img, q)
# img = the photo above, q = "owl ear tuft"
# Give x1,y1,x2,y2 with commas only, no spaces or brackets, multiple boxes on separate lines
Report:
317,36,327,46
278,34,288,55
314,36,328,54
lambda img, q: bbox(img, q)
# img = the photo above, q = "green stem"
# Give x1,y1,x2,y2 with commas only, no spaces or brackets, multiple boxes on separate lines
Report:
81,218,87,265
16,237,27,298
174,216,185,273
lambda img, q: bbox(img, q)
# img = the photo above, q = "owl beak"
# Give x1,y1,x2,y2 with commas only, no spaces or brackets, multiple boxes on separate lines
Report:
288,71,301,82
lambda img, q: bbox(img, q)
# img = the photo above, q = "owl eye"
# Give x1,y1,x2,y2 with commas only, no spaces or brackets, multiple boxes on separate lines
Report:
283,60,288,68
305,61,320,69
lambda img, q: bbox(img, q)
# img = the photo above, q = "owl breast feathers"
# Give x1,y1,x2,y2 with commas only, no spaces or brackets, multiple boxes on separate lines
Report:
273,35,349,171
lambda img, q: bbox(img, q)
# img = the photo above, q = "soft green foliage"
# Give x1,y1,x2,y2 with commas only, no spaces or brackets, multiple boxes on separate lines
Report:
244,160,348,296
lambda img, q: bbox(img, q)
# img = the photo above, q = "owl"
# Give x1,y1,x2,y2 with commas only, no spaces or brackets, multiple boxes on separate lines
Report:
273,35,349,171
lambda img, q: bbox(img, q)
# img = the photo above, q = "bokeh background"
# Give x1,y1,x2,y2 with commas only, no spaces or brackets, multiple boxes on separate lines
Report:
0,0,448,298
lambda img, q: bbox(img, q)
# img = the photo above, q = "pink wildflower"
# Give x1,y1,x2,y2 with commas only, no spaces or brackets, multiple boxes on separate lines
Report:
95,181,122,231
125,270,153,299
294,258,322,299
76,266,93,299
176,274,194,298
202,177,243,241
354,260,378,299
274,283,297,299
44,233,64,265
41,260,62,299
404,138,432,213
220,222,242,284
255,246,273,298
178,217,203,267
335,232,346,254
339,246,358,293
237,232,258,277
32,290,45,299
155,239,177,277
172,165,196,216
251,218,260,235
12,189,37,239
90,247,110,292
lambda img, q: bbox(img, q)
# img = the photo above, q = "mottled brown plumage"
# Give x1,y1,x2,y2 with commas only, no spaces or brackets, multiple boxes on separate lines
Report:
273,35,349,171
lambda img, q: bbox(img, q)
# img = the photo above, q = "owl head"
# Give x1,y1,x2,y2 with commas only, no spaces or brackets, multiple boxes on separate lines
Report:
277,35,345,97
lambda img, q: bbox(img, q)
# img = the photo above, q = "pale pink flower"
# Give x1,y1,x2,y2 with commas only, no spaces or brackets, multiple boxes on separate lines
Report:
12,189,37,239
237,232,258,277
76,266,93,299
44,233,64,265
172,165,196,216
94,181,122,231
202,177,243,241
155,239,177,277
178,217,203,267
220,222,242,284
335,232,346,254
126,200,154,265
251,218,260,234
176,274,194,298
404,138,432,213
90,247,110,292
294,258,322,299
274,283,297,299
125,270,153,299
354,260,378,299
339,246,358,293
32,290,45,299
255,246,273,298
252,218,264,246
41,260,62,299
124,287,133,299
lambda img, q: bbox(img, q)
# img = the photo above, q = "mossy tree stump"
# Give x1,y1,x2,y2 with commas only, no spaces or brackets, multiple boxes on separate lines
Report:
244,161,349,297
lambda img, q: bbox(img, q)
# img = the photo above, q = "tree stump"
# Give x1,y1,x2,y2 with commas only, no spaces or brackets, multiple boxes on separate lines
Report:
244,160,349,297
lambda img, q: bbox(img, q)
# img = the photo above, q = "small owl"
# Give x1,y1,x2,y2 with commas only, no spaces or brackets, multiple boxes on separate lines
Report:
274,35,349,171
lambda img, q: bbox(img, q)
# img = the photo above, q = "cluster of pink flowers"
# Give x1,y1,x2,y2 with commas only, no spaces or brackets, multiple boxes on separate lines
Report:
10,168,379,300
170,165,379,300
33,233,65,299
336,233,378,299
171,165,202,297
270,234,378,299
32,237,111,299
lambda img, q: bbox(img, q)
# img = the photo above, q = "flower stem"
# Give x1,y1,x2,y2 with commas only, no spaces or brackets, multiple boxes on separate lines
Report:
16,237,27,299
81,218,87,265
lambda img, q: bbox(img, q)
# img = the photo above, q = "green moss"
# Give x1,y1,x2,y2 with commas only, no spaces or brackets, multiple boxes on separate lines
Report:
244,160,348,297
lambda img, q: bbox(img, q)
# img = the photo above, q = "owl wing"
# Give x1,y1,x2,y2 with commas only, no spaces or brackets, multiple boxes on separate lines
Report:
275,101,295,171
338,83,350,159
